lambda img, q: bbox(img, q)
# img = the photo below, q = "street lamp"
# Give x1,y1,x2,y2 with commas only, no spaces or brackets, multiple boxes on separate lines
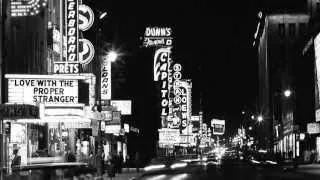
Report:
107,51,118,62
99,11,107,20
283,89,292,98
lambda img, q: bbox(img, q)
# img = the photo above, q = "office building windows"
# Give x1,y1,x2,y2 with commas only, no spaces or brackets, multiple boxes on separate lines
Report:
299,23,306,36
289,23,296,36
279,23,285,37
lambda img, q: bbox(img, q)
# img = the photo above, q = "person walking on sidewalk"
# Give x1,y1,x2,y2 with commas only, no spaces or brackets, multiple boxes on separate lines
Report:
106,159,115,179
118,152,123,173
135,152,140,172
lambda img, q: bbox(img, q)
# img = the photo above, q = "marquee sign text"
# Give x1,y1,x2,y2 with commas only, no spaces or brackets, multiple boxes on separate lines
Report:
8,78,78,104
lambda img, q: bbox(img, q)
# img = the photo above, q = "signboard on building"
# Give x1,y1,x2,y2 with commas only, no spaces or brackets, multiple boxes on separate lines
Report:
124,123,129,133
130,126,139,133
307,123,320,134
79,38,95,65
0,104,39,119
111,100,132,115
158,128,180,145
143,27,173,47
191,115,200,122
105,111,121,125
317,109,320,122
211,119,225,135
154,48,171,121
10,0,47,17
179,134,194,145
6,75,79,104
105,125,121,135
54,0,79,74
78,4,94,31
101,60,111,100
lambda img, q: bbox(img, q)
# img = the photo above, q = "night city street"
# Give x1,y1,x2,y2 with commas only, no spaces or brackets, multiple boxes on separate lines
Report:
2,0,320,180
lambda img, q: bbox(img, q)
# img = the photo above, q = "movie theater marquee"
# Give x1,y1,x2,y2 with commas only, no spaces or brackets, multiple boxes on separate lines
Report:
6,74,79,104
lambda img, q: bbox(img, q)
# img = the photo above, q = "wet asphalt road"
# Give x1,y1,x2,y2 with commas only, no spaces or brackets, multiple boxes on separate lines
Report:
135,161,320,180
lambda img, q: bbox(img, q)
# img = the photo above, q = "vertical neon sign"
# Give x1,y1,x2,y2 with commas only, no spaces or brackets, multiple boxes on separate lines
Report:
154,47,171,117
66,0,79,63
101,60,111,100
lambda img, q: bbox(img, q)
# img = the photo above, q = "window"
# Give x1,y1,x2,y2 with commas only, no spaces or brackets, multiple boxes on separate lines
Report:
299,23,306,36
278,23,285,37
317,2,320,13
289,23,296,36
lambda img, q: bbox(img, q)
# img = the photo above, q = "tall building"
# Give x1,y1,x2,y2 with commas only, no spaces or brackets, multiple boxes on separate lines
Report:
257,13,310,158
300,0,320,162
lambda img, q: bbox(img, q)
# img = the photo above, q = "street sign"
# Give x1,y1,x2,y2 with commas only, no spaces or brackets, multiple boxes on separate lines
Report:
78,4,94,31
79,38,95,65
307,123,320,134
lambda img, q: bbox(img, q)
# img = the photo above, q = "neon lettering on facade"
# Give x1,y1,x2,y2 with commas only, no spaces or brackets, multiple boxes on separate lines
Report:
8,78,79,104
143,27,173,48
154,48,171,116
10,0,48,17
179,80,192,130
101,60,111,100
66,0,78,63
145,27,172,37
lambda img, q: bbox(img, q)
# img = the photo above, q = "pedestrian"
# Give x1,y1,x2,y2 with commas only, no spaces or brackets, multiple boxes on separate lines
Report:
106,159,116,179
65,149,76,162
125,154,130,171
11,149,21,169
118,152,123,174
135,152,140,172
101,149,105,174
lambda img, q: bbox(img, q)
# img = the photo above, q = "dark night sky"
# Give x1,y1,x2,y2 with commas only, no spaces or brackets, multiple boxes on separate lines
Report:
85,0,267,156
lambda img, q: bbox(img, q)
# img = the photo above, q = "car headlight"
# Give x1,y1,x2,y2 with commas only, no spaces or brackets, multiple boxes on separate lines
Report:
144,164,166,171
170,162,187,169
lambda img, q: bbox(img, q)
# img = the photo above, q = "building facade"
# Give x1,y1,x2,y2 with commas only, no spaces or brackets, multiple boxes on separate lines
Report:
257,13,311,159
0,0,128,171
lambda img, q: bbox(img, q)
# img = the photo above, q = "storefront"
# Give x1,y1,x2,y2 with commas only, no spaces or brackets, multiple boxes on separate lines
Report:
0,104,41,168
4,74,96,167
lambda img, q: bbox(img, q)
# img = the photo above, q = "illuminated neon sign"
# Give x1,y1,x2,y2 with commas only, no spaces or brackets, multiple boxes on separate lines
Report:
66,0,78,63
10,0,48,17
143,27,173,47
54,0,79,74
101,60,111,100
8,78,78,104
154,48,171,116
178,81,189,129
78,4,94,31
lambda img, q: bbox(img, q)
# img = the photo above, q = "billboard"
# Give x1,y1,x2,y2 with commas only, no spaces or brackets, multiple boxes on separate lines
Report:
111,100,132,115
211,119,225,135
6,74,79,104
